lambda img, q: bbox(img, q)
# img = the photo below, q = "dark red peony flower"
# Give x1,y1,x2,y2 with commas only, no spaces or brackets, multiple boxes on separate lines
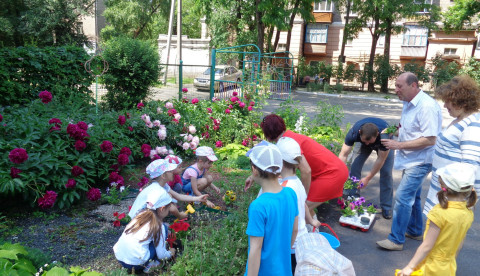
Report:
49,125,61,132
66,179,76,189
77,121,88,130
126,113,131,119
137,102,144,109
110,164,119,172
109,171,121,183
167,108,177,116
113,220,121,227
118,154,129,165
86,188,101,201
118,115,126,125
128,126,133,132
141,144,151,157
0,114,3,122
8,148,28,164
10,167,21,178
120,147,132,156
113,211,119,217
48,118,62,125
67,124,80,138
71,165,84,177
38,90,52,104
75,140,86,151
100,140,113,153
202,132,210,139
38,191,57,209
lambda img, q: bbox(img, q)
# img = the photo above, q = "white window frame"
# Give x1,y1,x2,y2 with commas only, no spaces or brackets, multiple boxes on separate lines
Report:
305,24,329,43
444,48,457,55
402,25,428,46
414,0,433,14
314,0,334,12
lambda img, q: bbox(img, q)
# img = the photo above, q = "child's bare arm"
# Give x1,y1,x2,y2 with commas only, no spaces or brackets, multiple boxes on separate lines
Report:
291,216,299,248
247,236,263,276
397,222,440,276
190,177,203,196
169,204,187,220
169,189,208,203
304,203,321,228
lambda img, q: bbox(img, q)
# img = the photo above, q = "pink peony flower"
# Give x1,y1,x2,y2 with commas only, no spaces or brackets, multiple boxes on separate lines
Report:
9,148,28,164
48,118,62,125
71,166,84,177
10,167,21,178
153,120,161,127
212,97,220,102
38,190,57,209
100,140,113,153
120,147,132,156
182,142,190,150
118,154,129,165
190,142,198,150
137,102,144,109
77,121,88,130
126,113,131,119
182,87,188,93
207,107,212,113
233,91,238,96
192,136,200,145
38,90,52,104
213,125,220,131
230,96,239,103
157,129,167,140
128,126,134,132
225,108,231,114
152,154,161,160
215,140,223,148
75,140,86,151
49,125,61,132
118,115,126,125
239,102,246,108
157,107,162,114
156,146,168,156
213,118,220,125
167,108,177,116
165,102,174,109
248,106,253,111
250,101,255,106
191,98,199,104
86,188,101,201
0,114,2,122
252,134,258,141
172,118,179,124
182,96,189,103
137,176,149,188
141,144,151,157
202,132,210,139
188,125,196,134
66,179,76,189
242,139,249,146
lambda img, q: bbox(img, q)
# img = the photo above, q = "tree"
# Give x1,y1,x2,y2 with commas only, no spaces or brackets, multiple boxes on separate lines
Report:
0,0,93,47
443,0,480,32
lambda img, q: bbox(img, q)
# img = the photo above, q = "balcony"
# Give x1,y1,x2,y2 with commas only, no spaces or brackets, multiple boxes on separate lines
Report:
313,12,333,23
304,44,327,55
400,46,427,60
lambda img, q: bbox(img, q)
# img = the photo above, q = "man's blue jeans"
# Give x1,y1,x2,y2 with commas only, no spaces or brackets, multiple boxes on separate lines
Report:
388,163,432,244
350,145,394,211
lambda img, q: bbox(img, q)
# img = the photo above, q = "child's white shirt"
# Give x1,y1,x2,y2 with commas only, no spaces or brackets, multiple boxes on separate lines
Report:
113,219,170,265
257,175,308,253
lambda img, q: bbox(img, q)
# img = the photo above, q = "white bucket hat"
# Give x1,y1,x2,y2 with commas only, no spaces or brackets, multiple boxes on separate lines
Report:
437,163,476,192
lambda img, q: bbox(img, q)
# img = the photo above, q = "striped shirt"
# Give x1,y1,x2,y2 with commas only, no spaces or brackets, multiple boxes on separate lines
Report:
423,113,480,215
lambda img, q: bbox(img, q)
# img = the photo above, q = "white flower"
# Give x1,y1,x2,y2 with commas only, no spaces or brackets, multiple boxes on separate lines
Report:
157,107,162,114
120,186,125,192
168,149,174,154
87,123,94,129
150,149,157,159
174,113,181,120
156,146,168,155
182,142,190,150
190,142,198,150
158,129,167,140
294,116,306,134
153,120,161,127
165,102,174,109
188,125,196,134
187,134,193,141
192,136,200,144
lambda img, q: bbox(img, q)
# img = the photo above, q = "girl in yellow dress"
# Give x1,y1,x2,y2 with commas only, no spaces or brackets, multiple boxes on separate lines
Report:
397,163,477,276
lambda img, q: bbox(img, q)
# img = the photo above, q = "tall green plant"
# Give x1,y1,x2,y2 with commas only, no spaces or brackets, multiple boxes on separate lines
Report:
459,57,480,85
102,37,160,110
431,54,461,88
403,60,431,83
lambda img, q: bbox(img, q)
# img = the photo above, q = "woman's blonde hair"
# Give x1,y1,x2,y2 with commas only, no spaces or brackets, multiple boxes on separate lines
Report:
437,177,477,209
125,203,171,246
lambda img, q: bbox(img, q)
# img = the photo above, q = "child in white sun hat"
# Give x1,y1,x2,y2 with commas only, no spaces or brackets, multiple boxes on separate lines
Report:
114,188,174,273
397,163,477,276
181,146,220,208
244,141,299,275
129,158,208,220
276,136,321,274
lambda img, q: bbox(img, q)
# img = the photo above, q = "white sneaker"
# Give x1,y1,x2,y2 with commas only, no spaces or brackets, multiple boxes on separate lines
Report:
143,260,161,273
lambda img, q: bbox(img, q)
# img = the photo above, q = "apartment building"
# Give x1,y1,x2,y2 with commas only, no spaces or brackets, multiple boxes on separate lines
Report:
281,0,479,81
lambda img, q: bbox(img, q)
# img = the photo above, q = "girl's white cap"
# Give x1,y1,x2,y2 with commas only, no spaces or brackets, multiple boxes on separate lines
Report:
437,163,476,192
146,188,172,210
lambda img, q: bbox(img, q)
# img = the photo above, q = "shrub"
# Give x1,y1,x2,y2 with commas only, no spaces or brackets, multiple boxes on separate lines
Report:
102,36,161,110
0,46,94,106
459,57,480,85
403,60,431,83
431,53,461,88
373,54,401,86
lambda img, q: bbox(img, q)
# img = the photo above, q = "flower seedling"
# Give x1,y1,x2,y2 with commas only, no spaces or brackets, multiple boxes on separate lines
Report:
343,176,364,190
385,124,399,134
113,212,130,227
223,190,236,205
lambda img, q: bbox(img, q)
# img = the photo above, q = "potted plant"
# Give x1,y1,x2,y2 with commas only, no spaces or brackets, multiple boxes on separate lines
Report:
338,197,377,232
342,176,363,199
380,124,399,140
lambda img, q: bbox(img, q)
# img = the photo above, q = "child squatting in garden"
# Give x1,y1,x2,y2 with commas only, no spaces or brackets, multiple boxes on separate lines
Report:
129,156,208,220
397,163,477,276
244,142,299,276
113,188,174,273
181,146,221,208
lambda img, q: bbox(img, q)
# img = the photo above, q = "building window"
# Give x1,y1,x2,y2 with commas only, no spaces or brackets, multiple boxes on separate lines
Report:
402,25,428,46
444,48,457,55
414,0,432,13
277,43,286,51
306,24,329,43
77,22,84,34
314,0,333,12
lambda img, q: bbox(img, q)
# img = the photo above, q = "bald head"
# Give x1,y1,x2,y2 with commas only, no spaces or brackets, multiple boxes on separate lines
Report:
395,72,420,102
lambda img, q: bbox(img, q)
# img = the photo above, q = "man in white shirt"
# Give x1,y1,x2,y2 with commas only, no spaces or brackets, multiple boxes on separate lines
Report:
376,72,442,251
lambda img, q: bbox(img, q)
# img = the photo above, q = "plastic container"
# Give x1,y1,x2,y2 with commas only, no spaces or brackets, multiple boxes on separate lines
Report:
319,232,340,249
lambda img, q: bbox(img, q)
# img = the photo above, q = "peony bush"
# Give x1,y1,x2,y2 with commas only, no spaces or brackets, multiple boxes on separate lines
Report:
0,90,263,209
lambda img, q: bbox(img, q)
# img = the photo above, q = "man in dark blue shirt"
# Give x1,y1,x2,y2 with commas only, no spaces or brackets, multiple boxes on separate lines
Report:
338,117,394,219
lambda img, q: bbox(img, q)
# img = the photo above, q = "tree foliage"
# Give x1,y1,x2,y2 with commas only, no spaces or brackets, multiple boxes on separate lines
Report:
443,0,480,32
0,0,93,47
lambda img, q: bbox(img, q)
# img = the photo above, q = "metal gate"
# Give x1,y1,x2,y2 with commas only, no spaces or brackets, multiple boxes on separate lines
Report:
260,51,294,100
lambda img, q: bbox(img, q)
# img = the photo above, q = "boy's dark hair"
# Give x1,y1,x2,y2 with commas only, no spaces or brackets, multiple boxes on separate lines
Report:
359,123,379,141
282,160,297,173
437,177,477,209
250,161,280,179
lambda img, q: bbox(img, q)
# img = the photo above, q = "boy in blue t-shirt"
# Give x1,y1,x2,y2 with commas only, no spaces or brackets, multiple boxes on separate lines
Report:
245,142,299,276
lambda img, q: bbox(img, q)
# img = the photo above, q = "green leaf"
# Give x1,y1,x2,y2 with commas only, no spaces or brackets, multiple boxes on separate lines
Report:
44,266,70,276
